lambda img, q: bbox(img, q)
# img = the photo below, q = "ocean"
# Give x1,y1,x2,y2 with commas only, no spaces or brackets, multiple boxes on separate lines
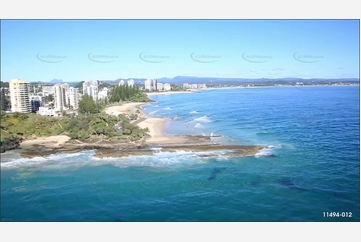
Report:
1,86,360,222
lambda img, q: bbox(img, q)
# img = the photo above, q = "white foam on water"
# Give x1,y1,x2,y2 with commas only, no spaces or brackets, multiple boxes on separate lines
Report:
194,123,204,128
2,148,236,170
193,116,212,123
255,148,274,157
90,150,231,168
162,107,172,110
148,110,159,116
189,111,198,114
1,151,94,169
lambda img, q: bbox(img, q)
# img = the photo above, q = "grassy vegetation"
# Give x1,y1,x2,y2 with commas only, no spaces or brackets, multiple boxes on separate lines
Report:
0,84,151,142
0,110,149,141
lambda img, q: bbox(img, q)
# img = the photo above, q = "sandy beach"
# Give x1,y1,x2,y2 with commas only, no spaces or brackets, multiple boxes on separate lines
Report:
105,102,146,116
20,135,71,149
105,101,196,145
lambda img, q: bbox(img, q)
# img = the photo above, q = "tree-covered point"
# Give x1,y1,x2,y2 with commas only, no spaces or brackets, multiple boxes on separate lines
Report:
109,85,150,103
0,110,149,141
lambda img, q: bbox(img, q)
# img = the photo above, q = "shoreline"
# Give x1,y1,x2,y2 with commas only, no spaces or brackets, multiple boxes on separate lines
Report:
8,91,267,159
146,91,195,96
194,84,360,91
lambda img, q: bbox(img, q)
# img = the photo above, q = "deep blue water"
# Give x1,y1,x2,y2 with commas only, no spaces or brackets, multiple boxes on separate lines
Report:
1,86,360,222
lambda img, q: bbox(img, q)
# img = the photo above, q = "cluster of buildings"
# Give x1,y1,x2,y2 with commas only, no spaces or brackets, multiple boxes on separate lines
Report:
118,79,135,87
144,79,171,92
182,83,207,89
1,79,111,116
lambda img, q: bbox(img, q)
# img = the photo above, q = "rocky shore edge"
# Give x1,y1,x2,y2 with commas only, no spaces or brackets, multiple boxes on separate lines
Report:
18,135,265,159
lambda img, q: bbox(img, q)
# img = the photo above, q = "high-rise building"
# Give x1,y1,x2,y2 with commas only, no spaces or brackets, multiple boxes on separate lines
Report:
127,79,135,87
119,80,125,86
183,83,189,89
164,83,171,91
98,87,109,100
61,83,70,106
157,83,164,91
83,80,98,101
30,95,42,112
68,87,79,110
9,79,31,113
144,79,152,91
152,79,157,91
42,85,55,96
54,84,67,111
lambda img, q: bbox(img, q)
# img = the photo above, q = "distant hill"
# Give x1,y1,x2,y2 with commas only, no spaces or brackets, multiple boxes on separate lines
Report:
50,79,64,84
26,76,359,86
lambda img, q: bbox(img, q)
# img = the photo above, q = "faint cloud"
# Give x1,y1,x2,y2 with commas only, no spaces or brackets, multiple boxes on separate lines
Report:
272,68,285,71
249,68,257,72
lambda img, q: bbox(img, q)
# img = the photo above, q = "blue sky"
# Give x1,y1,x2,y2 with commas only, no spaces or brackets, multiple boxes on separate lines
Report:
1,20,359,82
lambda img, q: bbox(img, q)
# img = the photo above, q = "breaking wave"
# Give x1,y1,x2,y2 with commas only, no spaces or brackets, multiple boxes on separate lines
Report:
193,116,212,123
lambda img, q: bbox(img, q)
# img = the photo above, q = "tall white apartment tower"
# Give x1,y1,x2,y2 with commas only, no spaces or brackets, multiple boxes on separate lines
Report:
83,80,98,101
9,79,31,113
127,79,135,87
152,79,157,91
144,79,152,91
54,84,67,111
61,83,70,106
68,87,79,110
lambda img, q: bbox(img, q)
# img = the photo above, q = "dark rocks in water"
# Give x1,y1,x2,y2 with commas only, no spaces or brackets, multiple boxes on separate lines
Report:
250,180,261,186
208,174,216,181
208,167,226,181
279,178,295,188
279,178,308,191
0,138,23,153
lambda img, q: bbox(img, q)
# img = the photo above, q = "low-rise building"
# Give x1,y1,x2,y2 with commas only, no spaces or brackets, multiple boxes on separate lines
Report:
157,83,164,91
163,83,171,91
38,107,58,116
30,95,43,112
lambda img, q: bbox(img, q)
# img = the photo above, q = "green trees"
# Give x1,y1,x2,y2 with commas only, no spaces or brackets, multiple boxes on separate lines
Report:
74,81,85,94
78,94,102,114
44,94,54,103
0,110,149,141
109,85,150,103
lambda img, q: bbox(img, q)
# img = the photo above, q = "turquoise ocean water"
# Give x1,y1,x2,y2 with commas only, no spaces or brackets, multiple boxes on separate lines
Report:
1,86,359,222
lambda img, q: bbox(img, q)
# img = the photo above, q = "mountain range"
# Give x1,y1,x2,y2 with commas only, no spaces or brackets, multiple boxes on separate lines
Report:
1,76,358,85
